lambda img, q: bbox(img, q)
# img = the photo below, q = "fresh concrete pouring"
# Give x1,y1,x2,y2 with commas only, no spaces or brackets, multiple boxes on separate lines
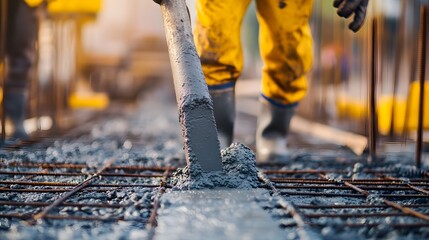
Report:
154,189,285,240
159,0,222,173
155,144,283,239
172,143,259,190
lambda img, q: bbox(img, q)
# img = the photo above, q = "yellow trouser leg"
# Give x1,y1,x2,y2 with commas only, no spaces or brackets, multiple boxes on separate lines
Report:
194,0,251,89
256,0,313,106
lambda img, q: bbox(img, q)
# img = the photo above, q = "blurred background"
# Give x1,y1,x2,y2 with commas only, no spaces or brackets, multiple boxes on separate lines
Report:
0,0,428,155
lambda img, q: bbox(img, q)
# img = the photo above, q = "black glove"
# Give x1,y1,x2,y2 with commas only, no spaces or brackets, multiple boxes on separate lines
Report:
153,0,162,4
334,0,369,32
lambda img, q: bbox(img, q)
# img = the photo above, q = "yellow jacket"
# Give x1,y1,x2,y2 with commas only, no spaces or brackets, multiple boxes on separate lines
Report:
25,0,101,14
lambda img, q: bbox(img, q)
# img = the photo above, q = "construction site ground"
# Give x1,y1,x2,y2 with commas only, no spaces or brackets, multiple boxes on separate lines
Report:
1,80,429,240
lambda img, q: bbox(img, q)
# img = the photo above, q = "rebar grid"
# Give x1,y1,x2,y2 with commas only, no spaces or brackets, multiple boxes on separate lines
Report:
2,150,429,237
147,168,170,240
260,167,429,232
0,160,175,223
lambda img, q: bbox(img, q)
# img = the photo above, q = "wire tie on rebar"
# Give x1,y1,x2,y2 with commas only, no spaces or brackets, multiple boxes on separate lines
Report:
257,172,279,196
320,173,344,184
398,178,411,184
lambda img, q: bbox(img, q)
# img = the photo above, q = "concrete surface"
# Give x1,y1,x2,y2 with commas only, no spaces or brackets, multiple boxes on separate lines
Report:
154,189,285,240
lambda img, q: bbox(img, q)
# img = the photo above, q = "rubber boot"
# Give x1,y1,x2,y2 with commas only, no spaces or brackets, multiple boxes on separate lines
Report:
256,99,295,163
4,89,29,140
209,88,235,149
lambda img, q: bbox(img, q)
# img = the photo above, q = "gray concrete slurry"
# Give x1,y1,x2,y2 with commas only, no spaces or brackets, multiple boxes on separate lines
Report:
172,143,259,190
154,189,285,240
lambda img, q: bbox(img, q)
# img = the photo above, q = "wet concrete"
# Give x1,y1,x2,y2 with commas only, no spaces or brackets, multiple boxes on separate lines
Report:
181,101,222,173
172,143,259,190
154,189,285,240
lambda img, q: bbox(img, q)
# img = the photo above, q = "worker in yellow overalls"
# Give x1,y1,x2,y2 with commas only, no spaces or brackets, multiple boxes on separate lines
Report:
195,0,369,162
1,0,101,140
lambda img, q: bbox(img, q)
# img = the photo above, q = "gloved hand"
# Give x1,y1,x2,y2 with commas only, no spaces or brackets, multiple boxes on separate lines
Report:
334,0,369,32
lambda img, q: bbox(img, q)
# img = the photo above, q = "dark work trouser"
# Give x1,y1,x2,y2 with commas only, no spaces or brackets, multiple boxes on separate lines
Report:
0,0,37,138
1,0,37,91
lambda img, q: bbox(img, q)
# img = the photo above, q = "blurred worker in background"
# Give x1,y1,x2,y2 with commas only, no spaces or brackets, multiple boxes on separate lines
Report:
1,0,39,140
194,0,368,162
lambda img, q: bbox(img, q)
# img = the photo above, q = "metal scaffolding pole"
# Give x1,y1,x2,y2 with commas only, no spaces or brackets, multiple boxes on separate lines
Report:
368,18,379,163
0,0,7,143
416,5,428,169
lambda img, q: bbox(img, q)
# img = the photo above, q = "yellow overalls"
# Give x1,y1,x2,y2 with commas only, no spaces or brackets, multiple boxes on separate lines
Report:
195,0,313,106
24,0,43,7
